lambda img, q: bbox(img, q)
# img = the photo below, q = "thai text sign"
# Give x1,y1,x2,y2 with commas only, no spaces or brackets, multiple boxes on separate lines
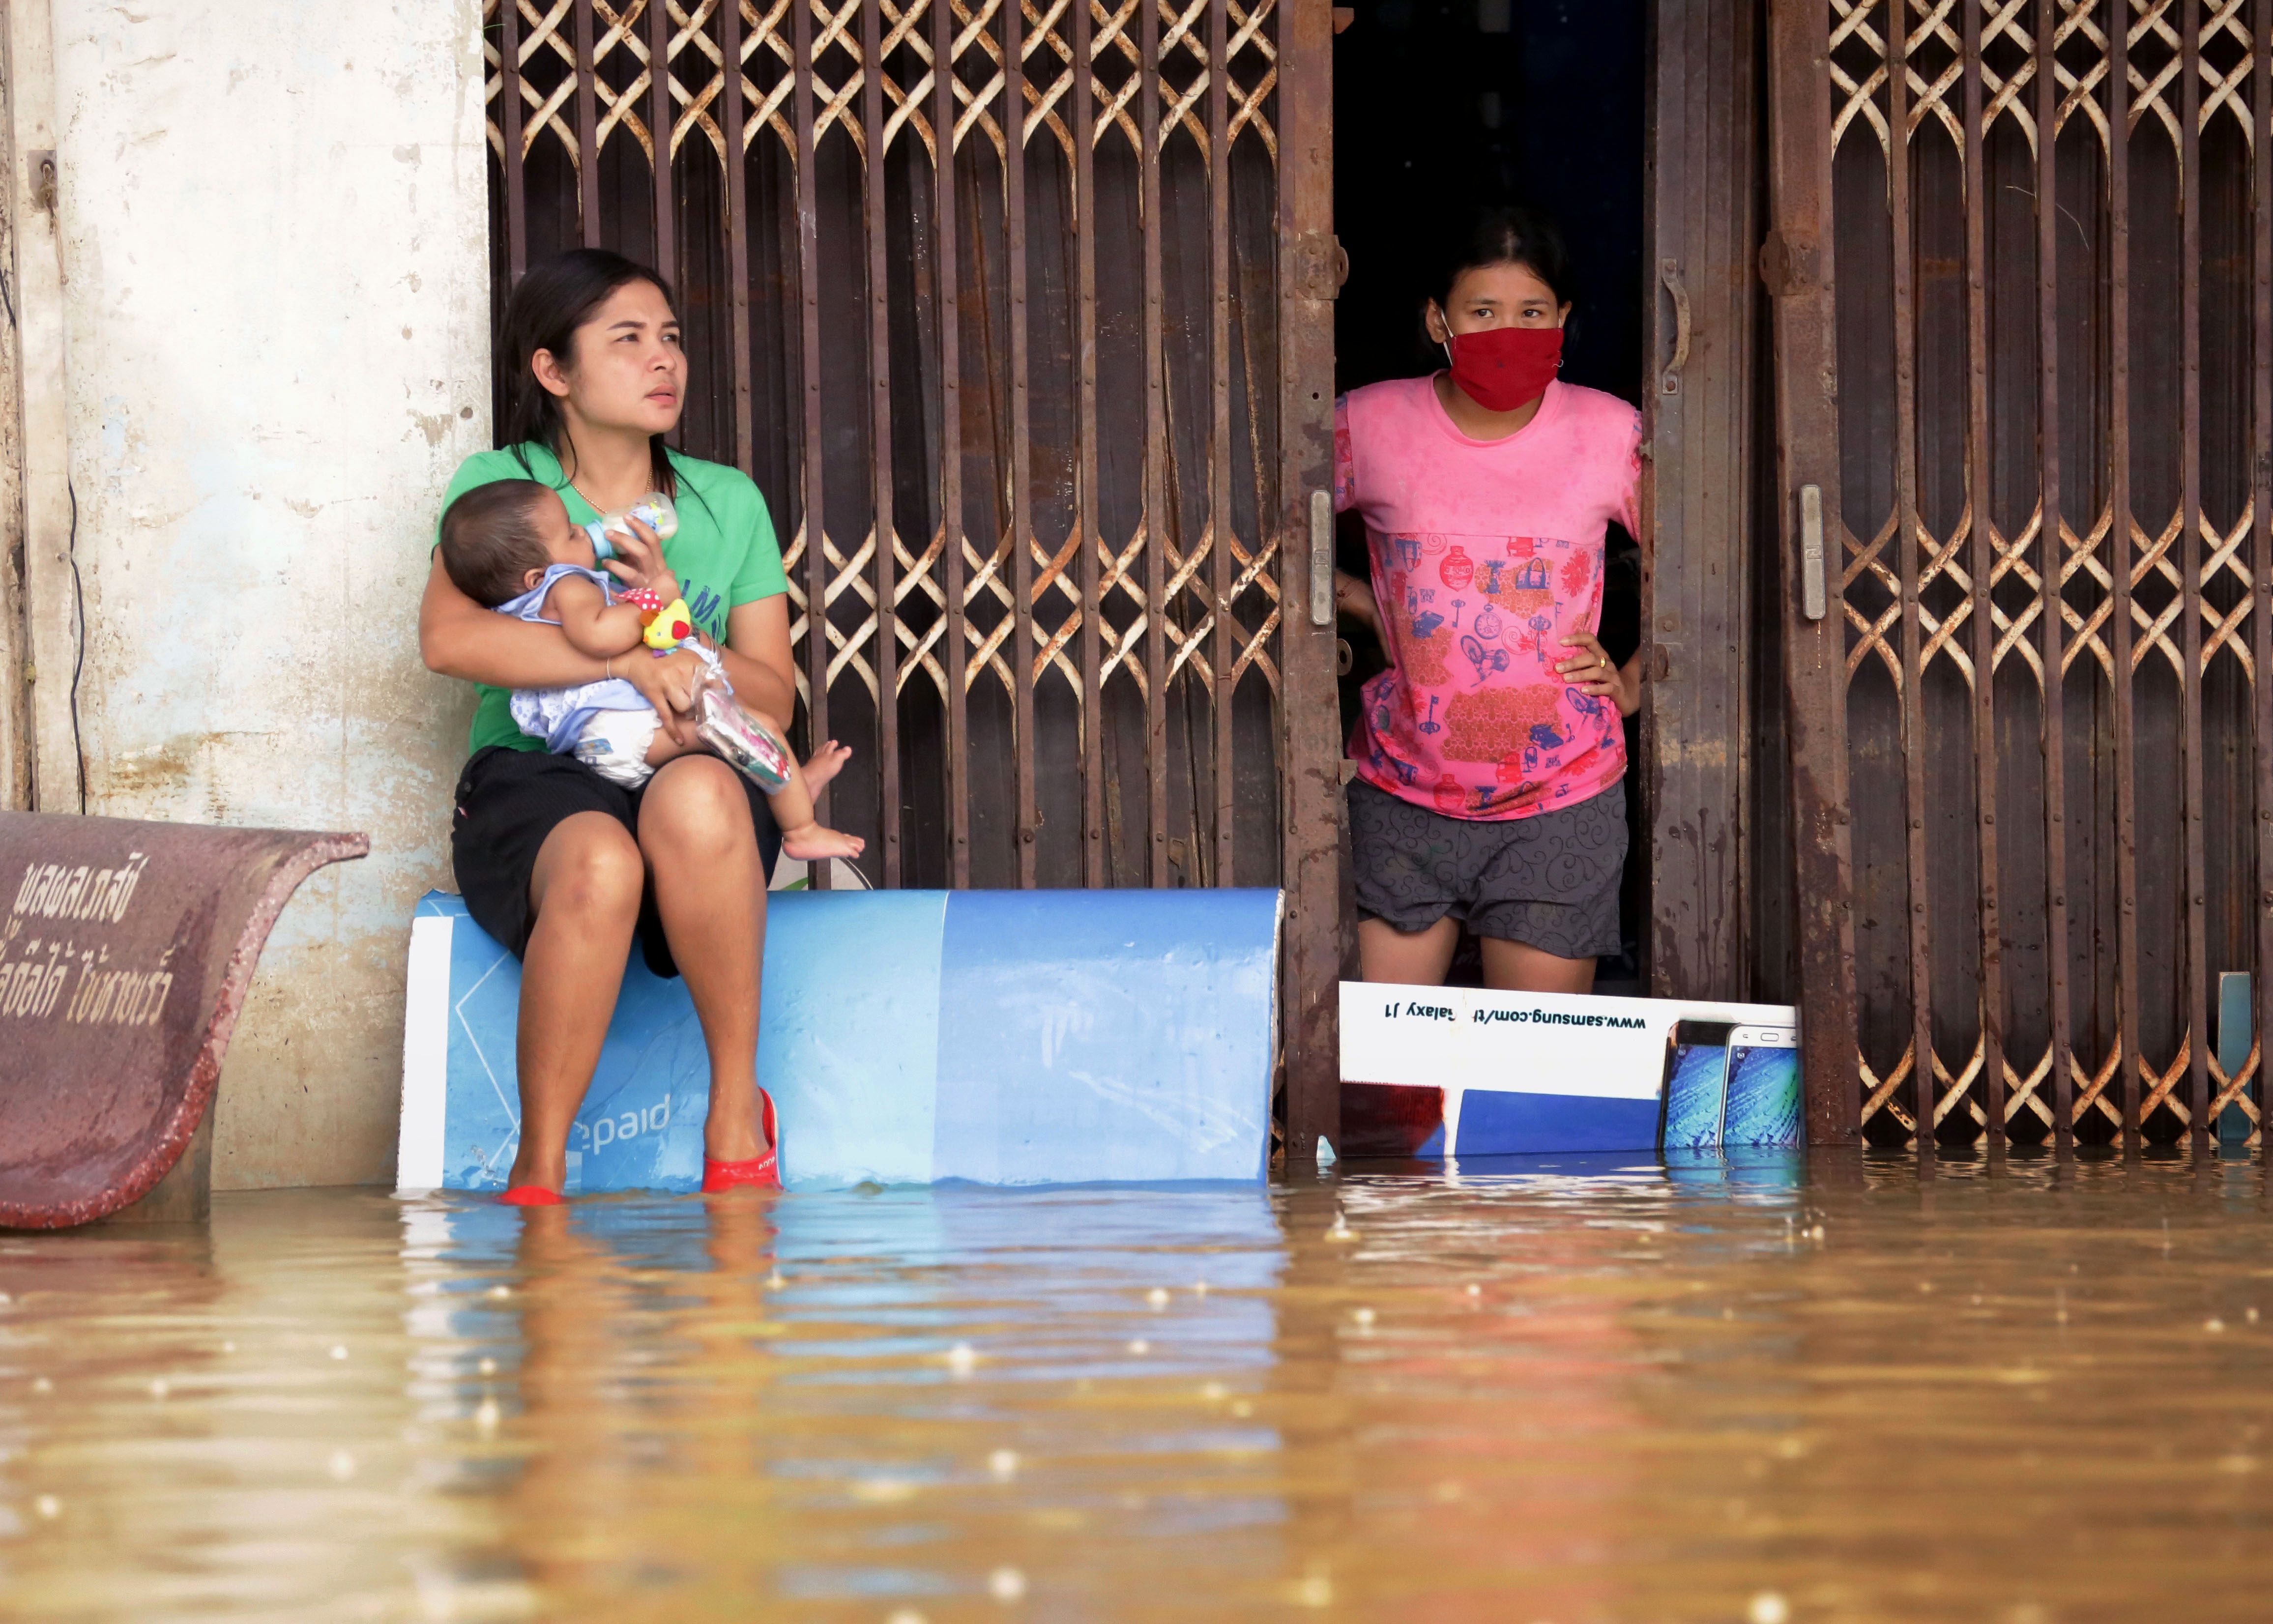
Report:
0,815,364,1228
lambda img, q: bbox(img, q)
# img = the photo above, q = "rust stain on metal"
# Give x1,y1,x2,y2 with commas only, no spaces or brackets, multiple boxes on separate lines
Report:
2177,2,2210,1151
1766,0,1860,1146
2251,0,2273,1156
2106,1,2143,1148
0,813,367,1229
2021,0,2059,1148
1276,0,1340,1157
1958,2,2001,1141
1646,0,1760,1006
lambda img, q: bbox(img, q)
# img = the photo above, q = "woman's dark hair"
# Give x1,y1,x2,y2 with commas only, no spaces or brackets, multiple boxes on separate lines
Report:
1431,204,1575,311
498,247,681,499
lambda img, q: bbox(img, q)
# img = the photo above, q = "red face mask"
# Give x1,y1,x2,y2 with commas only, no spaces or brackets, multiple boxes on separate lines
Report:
1443,324,1563,413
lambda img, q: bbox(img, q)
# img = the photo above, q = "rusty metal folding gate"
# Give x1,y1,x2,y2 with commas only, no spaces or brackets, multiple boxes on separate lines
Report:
479,0,1340,1153
1769,0,2273,1150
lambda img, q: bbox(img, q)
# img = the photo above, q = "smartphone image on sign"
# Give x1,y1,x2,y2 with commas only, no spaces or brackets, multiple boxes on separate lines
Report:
1723,1025,1801,1148
1659,1020,1735,1151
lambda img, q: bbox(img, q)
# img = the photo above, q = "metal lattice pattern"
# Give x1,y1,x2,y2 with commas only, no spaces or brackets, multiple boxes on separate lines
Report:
486,0,1279,169
477,0,1287,891
1824,0,2273,1145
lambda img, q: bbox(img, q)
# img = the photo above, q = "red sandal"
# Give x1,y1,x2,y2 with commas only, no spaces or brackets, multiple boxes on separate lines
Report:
497,1185,564,1207
702,1088,781,1192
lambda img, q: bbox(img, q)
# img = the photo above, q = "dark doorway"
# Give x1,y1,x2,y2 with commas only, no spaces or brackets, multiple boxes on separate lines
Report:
1330,0,1651,988
1332,0,1647,399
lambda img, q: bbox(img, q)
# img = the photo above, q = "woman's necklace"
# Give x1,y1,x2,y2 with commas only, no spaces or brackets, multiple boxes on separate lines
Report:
564,439,650,513
561,449,617,514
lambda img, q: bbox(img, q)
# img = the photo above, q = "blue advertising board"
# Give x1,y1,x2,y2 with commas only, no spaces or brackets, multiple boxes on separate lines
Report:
398,889,1280,1194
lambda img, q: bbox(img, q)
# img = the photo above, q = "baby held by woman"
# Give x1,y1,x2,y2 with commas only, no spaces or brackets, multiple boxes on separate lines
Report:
438,479,862,863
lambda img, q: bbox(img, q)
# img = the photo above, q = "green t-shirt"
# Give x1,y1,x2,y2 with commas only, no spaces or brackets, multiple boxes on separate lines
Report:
435,443,788,756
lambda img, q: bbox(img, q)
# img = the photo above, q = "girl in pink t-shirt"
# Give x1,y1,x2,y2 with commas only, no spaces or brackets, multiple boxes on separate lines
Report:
1335,205,1643,995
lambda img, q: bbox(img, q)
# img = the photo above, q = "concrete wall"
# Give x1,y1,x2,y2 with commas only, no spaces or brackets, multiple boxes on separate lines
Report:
49,1,489,1187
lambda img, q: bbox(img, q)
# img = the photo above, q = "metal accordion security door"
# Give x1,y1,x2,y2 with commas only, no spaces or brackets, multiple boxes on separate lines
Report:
479,0,1340,1154
1768,0,2273,1151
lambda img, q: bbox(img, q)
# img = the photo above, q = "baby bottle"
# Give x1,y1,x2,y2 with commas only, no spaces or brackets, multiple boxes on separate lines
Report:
583,492,679,561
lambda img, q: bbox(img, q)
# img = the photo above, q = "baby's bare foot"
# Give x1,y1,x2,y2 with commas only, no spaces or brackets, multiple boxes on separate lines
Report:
781,821,866,862
801,739,853,792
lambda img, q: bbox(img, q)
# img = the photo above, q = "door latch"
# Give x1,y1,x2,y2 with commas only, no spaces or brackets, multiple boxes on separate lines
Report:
1799,483,1827,621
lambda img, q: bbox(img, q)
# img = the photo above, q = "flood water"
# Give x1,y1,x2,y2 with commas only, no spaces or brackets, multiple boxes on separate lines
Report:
8,1154,2273,1622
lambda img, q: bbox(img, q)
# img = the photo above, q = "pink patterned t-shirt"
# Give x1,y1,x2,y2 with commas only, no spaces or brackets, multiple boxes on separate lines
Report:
1335,375,1642,821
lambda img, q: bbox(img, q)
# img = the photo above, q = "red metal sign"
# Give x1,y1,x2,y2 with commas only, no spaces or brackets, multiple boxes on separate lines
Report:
0,814,366,1228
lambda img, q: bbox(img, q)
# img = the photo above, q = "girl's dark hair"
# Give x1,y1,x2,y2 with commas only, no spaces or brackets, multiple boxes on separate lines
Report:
498,247,681,498
1431,205,1575,311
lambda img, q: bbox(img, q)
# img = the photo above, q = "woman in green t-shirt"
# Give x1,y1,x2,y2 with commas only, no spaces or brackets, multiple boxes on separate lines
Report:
421,249,808,1203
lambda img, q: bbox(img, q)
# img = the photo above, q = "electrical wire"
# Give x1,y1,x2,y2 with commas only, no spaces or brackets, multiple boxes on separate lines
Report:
65,475,84,812
2,200,80,809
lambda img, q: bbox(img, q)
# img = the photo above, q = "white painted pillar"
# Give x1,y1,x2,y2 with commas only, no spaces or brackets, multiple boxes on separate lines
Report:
42,0,493,1187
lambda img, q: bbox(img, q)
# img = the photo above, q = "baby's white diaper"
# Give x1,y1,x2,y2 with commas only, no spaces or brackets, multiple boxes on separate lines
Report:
573,708,663,787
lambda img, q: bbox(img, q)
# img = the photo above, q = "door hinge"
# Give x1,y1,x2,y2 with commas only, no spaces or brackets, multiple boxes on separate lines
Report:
1296,232,1345,302
1758,230,1819,298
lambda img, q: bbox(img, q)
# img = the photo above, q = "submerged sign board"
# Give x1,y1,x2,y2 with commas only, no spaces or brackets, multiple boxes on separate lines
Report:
0,814,367,1228
1339,982,1801,1159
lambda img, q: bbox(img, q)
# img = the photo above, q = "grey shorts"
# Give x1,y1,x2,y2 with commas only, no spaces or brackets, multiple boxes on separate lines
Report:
1347,776,1628,959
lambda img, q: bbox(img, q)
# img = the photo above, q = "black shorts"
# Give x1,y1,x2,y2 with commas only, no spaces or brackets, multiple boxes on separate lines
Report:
1346,775,1627,959
450,745,781,980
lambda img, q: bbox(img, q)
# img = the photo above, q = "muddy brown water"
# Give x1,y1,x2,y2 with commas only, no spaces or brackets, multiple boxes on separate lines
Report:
6,1154,2273,1621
